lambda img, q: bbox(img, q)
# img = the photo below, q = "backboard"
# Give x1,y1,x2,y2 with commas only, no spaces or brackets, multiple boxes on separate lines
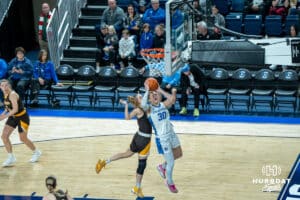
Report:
165,0,194,75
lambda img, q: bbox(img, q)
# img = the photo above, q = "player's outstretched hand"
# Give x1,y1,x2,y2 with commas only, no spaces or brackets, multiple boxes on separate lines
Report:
119,99,127,105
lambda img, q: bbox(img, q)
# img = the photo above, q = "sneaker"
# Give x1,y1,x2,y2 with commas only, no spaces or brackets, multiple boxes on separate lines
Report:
179,107,187,115
156,164,166,179
30,150,42,163
193,108,200,117
95,159,106,174
131,186,144,198
2,155,16,167
166,181,178,193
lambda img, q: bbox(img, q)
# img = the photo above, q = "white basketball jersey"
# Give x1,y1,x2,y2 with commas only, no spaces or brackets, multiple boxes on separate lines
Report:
149,102,174,139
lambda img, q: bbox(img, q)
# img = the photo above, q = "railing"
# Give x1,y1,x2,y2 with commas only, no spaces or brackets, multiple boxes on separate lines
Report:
0,0,13,26
47,0,86,68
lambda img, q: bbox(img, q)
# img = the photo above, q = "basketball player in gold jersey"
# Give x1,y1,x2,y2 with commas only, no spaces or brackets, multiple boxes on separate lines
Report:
95,95,152,198
0,79,41,167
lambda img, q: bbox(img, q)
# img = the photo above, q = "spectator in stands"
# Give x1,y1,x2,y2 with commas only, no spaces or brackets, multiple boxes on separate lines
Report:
0,57,8,102
30,49,62,106
289,0,299,14
119,29,136,70
138,0,150,15
268,0,288,21
152,24,165,48
211,5,225,27
8,47,33,100
244,0,267,17
142,0,165,31
179,64,207,117
103,25,119,69
211,5,225,39
196,21,219,40
193,0,203,23
101,0,125,35
43,175,73,200
124,4,141,40
38,3,52,51
140,23,153,51
96,24,109,68
0,58,8,80
290,24,299,37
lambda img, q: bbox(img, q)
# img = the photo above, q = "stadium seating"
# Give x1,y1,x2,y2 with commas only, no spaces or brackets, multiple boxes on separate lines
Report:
251,69,275,112
274,70,299,112
51,64,75,107
116,66,140,106
94,66,118,110
228,68,252,112
225,13,243,33
71,65,96,107
206,68,230,111
265,15,282,36
244,15,262,35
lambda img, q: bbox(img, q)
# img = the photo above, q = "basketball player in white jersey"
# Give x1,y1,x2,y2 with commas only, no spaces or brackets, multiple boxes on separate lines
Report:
141,83,183,193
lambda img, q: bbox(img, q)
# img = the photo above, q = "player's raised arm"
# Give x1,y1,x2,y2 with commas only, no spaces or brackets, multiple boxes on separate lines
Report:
158,87,177,108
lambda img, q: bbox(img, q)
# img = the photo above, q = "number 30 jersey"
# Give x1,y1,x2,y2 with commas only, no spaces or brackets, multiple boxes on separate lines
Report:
149,102,174,139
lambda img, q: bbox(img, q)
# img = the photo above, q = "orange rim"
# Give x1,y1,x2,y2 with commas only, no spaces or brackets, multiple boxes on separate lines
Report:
140,48,164,59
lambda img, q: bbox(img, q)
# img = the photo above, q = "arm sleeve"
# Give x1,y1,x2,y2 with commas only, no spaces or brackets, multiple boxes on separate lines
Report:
141,90,150,111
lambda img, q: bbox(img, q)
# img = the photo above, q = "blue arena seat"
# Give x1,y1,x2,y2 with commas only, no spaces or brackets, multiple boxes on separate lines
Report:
244,14,262,35
265,15,282,36
225,13,243,33
284,15,300,35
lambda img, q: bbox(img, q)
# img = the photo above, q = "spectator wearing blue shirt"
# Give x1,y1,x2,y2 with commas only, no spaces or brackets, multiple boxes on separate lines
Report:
0,57,8,102
140,23,153,50
142,0,165,31
8,47,33,100
0,58,8,79
160,65,183,115
30,49,62,105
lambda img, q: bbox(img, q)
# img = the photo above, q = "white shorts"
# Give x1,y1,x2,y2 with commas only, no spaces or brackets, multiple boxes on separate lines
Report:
155,132,181,154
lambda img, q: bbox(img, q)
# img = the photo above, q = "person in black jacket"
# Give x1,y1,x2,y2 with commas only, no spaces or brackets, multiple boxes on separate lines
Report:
95,24,108,68
179,64,207,117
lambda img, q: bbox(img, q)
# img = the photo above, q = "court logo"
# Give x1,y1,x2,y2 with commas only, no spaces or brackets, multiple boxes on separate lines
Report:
252,164,290,192
278,154,300,200
262,165,282,177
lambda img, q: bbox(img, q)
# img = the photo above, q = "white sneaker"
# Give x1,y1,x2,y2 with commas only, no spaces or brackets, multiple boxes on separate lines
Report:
30,150,42,163
2,155,16,167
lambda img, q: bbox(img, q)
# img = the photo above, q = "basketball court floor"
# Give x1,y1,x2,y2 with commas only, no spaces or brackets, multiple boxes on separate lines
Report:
0,110,299,200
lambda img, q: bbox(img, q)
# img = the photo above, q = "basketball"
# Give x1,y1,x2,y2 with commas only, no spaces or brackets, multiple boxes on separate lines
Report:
145,77,159,91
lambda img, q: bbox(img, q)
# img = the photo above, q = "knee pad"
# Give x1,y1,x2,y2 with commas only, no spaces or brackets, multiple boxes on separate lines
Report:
136,159,147,175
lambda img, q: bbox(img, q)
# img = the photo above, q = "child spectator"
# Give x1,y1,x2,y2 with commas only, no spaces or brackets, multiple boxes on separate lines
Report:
103,26,119,69
119,29,136,69
140,23,153,51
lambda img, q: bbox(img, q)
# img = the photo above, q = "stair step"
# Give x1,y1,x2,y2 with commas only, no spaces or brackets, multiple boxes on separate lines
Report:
72,27,96,37
61,57,96,68
79,16,101,26
81,7,105,16
63,48,97,59
70,37,96,47
87,0,107,6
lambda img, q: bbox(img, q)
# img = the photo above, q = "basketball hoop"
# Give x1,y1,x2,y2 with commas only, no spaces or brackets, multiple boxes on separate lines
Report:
140,48,164,64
